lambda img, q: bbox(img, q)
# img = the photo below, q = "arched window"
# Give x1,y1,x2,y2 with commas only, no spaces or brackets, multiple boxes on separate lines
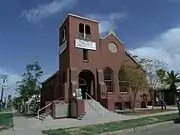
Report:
85,25,91,39
78,23,91,39
85,25,91,34
118,66,128,92
103,67,114,92
60,26,66,44
79,23,84,37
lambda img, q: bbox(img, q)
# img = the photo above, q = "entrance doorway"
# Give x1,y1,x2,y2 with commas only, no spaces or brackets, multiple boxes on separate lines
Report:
78,70,95,99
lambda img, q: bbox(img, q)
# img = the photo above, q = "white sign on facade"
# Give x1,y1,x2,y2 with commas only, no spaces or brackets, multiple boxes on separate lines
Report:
76,88,82,99
59,40,67,55
75,39,96,50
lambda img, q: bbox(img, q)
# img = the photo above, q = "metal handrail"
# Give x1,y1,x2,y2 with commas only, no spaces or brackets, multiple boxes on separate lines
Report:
37,103,52,119
37,97,63,119
85,93,104,116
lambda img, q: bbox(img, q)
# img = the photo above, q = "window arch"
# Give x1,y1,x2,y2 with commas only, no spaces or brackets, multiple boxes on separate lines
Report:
103,67,114,92
60,26,66,44
85,25,91,34
85,25,91,39
118,66,128,92
79,23,84,33
78,23,91,39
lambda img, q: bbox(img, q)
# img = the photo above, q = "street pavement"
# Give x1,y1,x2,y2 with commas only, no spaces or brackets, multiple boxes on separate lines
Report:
124,123,180,135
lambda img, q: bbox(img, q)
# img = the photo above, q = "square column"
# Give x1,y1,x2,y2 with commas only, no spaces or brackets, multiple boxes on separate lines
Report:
97,69,106,100
114,69,120,94
69,67,79,101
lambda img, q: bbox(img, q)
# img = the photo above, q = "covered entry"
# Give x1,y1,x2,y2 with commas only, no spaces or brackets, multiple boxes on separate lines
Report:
78,70,95,99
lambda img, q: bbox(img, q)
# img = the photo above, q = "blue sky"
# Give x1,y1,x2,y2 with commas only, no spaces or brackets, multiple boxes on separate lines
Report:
1,0,180,95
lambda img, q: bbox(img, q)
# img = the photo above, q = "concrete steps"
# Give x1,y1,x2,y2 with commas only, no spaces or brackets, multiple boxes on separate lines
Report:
36,111,52,121
83,100,120,120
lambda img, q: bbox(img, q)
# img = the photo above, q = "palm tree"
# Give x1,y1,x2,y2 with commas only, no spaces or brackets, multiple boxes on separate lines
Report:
164,70,180,114
164,70,180,93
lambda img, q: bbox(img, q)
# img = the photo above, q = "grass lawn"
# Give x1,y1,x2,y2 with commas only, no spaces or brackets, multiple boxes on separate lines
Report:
120,109,176,115
0,112,13,130
42,113,179,135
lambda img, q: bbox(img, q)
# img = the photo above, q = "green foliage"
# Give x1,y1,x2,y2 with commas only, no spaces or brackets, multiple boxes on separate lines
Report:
156,69,166,83
130,56,168,108
0,113,13,129
12,96,22,110
42,113,179,135
137,57,167,89
163,70,180,94
120,61,147,110
15,61,43,102
162,70,180,115
121,64,146,91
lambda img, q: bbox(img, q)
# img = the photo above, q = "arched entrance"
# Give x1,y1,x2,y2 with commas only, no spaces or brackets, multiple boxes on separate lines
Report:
78,70,95,99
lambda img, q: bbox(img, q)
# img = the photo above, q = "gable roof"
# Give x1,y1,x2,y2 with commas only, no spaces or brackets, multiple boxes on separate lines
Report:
42,71,59,84
101,30,124,44
101,30,146,73
125,49,146,73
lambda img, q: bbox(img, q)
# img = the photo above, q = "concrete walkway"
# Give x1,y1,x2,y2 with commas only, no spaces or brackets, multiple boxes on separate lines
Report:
39,110,178,130
0,116,43,135
0,110,178,135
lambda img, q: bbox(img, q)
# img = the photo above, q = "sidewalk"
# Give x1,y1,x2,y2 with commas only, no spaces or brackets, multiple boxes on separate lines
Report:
0,110,178,135
0,116,43,135
38,110,178,130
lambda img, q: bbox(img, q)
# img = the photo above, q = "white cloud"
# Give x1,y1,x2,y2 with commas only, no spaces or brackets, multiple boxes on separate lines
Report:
130,26,180,71
87,13,127,34
20,0,77,23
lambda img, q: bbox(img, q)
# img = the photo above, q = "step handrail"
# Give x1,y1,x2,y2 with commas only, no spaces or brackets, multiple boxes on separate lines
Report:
37,97,63,119
85,93,104,116
37,103,52,119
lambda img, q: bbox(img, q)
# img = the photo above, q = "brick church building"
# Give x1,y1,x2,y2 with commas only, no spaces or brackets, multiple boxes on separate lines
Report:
41,13,150,119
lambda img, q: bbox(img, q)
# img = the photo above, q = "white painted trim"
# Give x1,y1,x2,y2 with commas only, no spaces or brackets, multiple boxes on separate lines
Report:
68,13,98,23
102,31,124,44
58,13,98,33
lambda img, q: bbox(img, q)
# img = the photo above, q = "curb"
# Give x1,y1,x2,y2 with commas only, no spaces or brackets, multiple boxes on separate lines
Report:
100,121,174,135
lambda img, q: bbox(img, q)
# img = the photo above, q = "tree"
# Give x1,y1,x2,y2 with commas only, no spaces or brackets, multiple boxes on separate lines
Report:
156,69,166,83
120,63,147,112
15,61,43,110
163,70,180,114
139,58,167,88
133,56,167,108
12,96,22,110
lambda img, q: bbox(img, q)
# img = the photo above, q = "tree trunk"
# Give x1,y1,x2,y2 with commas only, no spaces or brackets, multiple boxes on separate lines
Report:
132,91,137,112
151,90,156,109
132,99,136,112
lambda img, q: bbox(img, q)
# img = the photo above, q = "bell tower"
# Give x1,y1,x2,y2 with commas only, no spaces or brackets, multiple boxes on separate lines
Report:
59,16,69,72
58,16,70,100
58,13,100,101
67,14,100,69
